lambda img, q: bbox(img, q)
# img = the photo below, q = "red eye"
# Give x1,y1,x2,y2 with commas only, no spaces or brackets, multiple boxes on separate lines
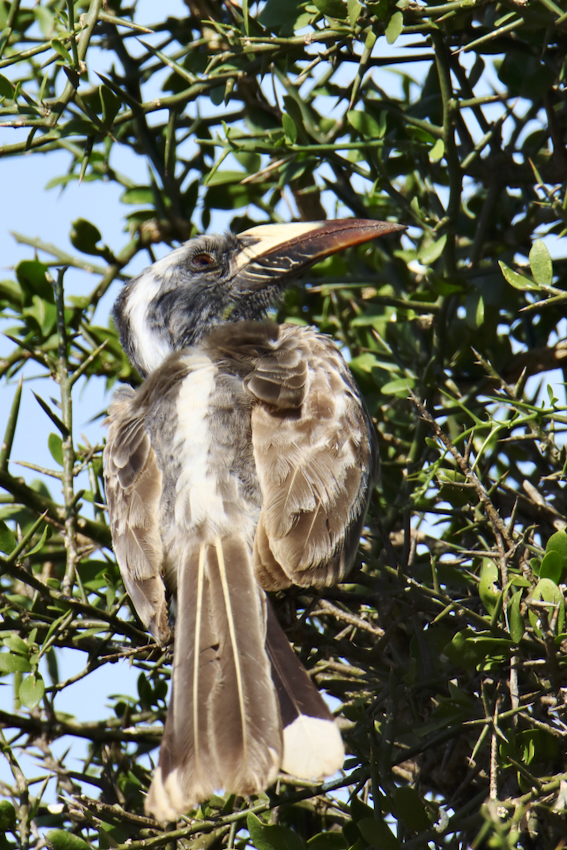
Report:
191,253,216,269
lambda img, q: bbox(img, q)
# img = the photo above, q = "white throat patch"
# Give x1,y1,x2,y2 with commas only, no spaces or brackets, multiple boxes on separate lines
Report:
124,245,190,374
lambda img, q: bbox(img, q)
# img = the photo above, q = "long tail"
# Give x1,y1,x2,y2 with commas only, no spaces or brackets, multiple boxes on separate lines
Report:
146,537,282,821
266,602,344,780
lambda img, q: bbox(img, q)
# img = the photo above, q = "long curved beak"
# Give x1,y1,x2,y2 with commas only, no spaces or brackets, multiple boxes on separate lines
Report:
232,219,406,288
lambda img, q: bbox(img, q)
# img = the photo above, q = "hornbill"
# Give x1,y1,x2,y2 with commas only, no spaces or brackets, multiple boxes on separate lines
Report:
103,219,404,821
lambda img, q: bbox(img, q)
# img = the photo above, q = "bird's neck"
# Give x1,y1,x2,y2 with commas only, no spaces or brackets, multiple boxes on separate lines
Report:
115,289,268,378
114,255,278,377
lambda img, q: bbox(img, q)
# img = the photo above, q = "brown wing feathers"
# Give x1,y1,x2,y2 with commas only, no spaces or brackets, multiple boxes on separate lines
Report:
104,388,170,646
248,325,377,591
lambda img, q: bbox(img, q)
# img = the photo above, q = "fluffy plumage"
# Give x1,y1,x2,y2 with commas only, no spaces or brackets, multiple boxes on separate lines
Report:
104,220,404,820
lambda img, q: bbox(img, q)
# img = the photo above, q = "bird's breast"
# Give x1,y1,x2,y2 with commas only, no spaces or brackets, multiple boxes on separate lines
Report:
155,349,260,571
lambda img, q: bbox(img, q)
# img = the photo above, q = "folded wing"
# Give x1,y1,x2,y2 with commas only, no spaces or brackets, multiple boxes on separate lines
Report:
247,325,378,590
104,386,170,646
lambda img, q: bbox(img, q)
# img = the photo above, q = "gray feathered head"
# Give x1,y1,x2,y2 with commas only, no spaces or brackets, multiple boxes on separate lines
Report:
114,220,404,377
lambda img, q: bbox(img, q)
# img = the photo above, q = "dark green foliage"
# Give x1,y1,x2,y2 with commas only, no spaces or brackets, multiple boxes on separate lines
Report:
1,0,567,848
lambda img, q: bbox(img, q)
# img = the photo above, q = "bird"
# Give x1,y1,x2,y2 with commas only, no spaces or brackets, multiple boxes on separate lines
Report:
103,219,405,821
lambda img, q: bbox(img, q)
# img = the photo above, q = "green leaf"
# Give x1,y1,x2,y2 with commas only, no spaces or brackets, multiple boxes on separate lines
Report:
205,170,247,186
3,635,28,655
45,173,79,190
429,139,444,162
418,234,447,265
523,737,543,772
46,831,91,850
26,523,52,556
381,377,416,395
0,800,16,831
0,520,16,554
347,110,385,139
121,187,154,205
497,50,555,100
51,39,72,64
479,560,499,615
0,652,32,675
498,261,540,291
48,432,64,467
394,786,429,832
350,795,376,823
61,118,99,139
545,530,567,560
0,73,13,99
385,10,403,44
358,819,400,850
259,0,305,35
517,729,557,767
349,353,378,373
465,293,484,329
509,576,531,588
529,240,553,286
540,550,563,584
16,260,53,303
528,578,565,637
0,277,22,307
312,0,348,19
22,295,57,336
70,218,103,255
38,70,49,103
19,673,45,709
347,0,362,26
308,833,347,850
445,629,511,669
508,589,524,643
282,96,306,140
282,113,298,144
247,814,306,850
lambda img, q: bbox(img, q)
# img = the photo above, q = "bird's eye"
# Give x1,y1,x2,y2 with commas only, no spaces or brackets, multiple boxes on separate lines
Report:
191,253,217,270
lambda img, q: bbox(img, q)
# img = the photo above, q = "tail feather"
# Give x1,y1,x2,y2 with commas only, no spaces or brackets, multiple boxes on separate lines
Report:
208,537,281,793
146,544,218,819
145,537,282,821
266,602,344,780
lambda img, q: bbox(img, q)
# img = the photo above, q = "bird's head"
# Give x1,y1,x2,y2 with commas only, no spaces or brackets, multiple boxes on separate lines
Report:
114,219,405,377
